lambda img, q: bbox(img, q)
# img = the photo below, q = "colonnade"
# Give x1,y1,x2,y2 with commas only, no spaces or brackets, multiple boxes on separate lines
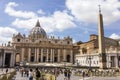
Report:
19,47,73,63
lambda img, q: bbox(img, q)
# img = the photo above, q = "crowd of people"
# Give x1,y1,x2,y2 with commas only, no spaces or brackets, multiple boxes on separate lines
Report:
64,69,71,80
17,67,73,80
17,67,41,80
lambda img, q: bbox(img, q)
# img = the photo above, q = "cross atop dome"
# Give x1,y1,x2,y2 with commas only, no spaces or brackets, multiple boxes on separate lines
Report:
98,5,101,13
35,20,41,27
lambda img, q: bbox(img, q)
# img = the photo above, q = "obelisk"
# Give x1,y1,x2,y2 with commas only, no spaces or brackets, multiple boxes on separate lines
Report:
98,5,106,69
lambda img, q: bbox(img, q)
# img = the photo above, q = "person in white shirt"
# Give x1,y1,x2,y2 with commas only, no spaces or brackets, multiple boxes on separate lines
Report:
29,69,34,80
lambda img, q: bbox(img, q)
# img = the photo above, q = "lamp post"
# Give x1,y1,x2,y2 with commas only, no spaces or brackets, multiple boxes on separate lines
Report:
64,60,66,69
76,59,79,66
88,56,92,71
87,47,92,71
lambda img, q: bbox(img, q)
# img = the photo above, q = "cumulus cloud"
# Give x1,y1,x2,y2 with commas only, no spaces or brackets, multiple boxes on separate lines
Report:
12,18,36,29
37,10,45,15
12,10,76,33
109,33,120,39
5,2,37,18
66,0,120,25
3,2,76,33
73,39,76,43
0,27,18,44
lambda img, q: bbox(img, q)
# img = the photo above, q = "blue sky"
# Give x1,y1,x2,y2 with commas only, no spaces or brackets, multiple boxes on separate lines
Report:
0,0,120,44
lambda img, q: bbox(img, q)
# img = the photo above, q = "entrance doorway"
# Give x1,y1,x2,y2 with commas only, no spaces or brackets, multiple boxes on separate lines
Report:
5,53,11,67
66,55,70,62
111,56,115,67
54,57,57,62
43,56,46,62
31,56,34,62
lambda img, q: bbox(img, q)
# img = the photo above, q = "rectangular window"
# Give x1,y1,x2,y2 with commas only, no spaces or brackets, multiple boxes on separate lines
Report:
31,48,35,53
43,48,47,54
17,39,20,42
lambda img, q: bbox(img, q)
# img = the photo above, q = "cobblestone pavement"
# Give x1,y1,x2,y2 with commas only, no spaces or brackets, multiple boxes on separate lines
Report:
14,71,37,80
14,71,29,80
57,73,90,80
1,69,119,80
14,71,85,80
57,74,120,80
85,76,120,80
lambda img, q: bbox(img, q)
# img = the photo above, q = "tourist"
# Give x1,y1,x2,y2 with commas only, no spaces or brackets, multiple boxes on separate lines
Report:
29,69,34,80
6,68,8,73
27,69,29,77
21,68,24,77
35,67,41,80
64,69,68,80
67,69,71,80
82,70,85,80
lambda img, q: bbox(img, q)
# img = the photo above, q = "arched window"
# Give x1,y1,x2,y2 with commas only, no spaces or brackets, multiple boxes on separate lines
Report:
82,48,87,54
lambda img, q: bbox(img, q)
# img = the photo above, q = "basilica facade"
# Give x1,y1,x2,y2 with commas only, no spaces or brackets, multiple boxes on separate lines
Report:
12,20,73,65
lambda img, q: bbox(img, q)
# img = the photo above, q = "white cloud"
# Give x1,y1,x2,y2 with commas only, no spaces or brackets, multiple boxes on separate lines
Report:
12,18,36,29
83,30,89,34
0,27,18,44
66,0,120,25
12,10,76,33
4,2,76,33
73,39,76,43
37,10,45,15
109,33,120,39
5,2,37,18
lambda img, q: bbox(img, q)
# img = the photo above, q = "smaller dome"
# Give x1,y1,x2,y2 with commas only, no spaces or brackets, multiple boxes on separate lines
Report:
29,20,47,39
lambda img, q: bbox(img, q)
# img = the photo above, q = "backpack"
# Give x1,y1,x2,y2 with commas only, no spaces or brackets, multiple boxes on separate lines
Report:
36,70,41,78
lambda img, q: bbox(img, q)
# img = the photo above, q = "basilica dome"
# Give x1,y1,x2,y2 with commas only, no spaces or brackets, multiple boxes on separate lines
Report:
29,20,47,39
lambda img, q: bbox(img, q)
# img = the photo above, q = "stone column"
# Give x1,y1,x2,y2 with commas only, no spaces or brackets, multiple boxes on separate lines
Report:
53,49,54,62
50,49,53,62
70,50,73,63
63,49,66,62
37,48,39,62
58,49,60,63
0,56,1,67
106,54,110,68
34,48,36,62
28,48,31,62
35,48,38,62
115,54,118,68
12,51,16,66
10,53,12,67
11,53,15,67
46,49,48,62
41,48,43,62
21,48,25,62
3,53,5,67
